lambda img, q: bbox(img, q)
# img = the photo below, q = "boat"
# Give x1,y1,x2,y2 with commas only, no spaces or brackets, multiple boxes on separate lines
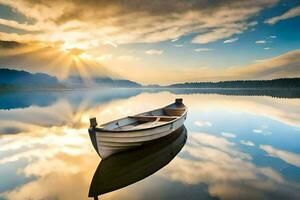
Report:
88,126,187,199
88,98,187,158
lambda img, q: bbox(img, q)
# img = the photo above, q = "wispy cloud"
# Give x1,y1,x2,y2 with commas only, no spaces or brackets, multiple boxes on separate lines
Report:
265,6,300,25
264,47,271,50
260,145,300,167
117,55,140,61
269,35,277,39
256,40,266,44
0,0,277,45
103,41,118,48
159,132,300,199
221,132,236,138
95,54,113,61
194,48,213,52
174,44,184,47
253,125,272,136
240,140,255,147
0,18,39,32
223,37,239,43
192,28,242,44
194,120,212,127
253,129,263,133
145,49,163,55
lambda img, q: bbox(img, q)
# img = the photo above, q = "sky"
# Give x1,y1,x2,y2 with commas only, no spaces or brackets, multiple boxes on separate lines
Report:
0,0,299,85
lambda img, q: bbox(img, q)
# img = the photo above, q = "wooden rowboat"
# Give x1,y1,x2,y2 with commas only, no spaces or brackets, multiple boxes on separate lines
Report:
89,126,187,198
88,98,187,158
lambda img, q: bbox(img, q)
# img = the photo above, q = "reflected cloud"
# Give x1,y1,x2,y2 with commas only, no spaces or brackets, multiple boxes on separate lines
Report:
183,94,299,127
0,124,98,200
194,120,212,127
159,132,300,199
0,90,299,199
221,132,236,138
260,145,300,168
253,125,272,136
240,140,255,147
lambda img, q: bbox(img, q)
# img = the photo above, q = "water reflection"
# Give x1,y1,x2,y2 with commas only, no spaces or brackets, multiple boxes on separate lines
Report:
166,88,300,98
0,89,299,200
159,132,300,200
0,89,143,110
0,91,57,110
89,126,187,199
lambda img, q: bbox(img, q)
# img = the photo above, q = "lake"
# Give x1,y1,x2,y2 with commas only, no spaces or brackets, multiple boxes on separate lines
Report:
0,88,300,200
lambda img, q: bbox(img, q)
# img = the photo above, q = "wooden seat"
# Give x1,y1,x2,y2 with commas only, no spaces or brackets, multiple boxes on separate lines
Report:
128,115,177,122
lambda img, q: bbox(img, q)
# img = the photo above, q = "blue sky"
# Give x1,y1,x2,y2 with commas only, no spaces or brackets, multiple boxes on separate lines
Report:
0,0,299,84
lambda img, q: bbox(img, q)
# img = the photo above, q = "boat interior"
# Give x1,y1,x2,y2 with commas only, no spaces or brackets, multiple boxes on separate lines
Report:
101,103,186,131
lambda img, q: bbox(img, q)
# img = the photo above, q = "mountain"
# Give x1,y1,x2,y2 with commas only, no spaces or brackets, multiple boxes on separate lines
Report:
65,76,141,88
167,78,300,89
0,68,59,89
0,68,141,89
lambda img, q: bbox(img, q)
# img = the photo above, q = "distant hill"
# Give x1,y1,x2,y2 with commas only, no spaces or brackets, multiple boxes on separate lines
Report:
0,68,141,89
0,68,60,89
65,76,141,88
1,68,299,90
167,78,300,89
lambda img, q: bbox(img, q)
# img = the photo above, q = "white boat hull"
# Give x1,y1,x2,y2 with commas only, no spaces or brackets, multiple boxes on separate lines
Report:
89,99,187,159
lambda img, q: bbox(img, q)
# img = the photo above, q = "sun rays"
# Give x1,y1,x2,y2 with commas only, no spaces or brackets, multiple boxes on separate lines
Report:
0,40,103,83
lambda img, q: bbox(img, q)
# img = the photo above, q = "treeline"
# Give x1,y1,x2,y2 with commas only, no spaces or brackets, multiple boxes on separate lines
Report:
168,78,300,89
166,88,300,98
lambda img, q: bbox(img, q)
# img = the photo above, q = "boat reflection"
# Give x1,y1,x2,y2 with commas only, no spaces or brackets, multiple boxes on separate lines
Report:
88,126,187,199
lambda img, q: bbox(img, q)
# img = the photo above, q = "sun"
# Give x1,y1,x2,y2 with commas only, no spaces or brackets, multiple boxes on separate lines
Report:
68,48,84,56
60,44,93,61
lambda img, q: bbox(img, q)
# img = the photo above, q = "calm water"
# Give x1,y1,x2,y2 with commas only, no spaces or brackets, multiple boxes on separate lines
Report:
0,89,300,200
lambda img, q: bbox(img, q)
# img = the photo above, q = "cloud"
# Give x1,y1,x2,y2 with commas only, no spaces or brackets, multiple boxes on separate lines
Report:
0,0,278,45
103,41,118,48
174,44,183,47
117,55,140,61
223,37,239,43
194,48,213,52
221,132,236,138
256,40,266,44
253,125,272,135
0,122,98,200
260,145,300,168
269,35,277,39
194,120,212,127
95,54,113,61
192,27,242,44
119,49,300,84
264,47,271,50
171,38,178,42
240,140,255,147
67,48,84,56
145,49,163,55
265,6,300,24
253,129,263,133
159,132,300,199
0,40,24,49
0,18,40,32
227,49,300,80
